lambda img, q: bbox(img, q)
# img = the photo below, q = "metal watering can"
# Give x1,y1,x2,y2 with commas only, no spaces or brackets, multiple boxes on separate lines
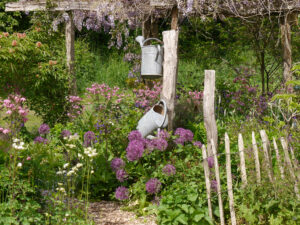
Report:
136,100,168,138
135,36,163,79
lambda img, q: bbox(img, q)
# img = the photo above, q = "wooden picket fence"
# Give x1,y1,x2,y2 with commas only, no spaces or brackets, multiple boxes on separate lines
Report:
201,130,299,225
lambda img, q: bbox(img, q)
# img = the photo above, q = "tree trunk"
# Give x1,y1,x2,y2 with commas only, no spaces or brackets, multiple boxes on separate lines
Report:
280,14,292,92
260,51,265,95
171,6,178,30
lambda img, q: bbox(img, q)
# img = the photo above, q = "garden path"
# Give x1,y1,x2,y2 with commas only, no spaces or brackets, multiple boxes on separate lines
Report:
89,201,157,225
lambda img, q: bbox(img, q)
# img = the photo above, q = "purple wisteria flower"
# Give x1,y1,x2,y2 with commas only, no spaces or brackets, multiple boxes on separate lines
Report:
84,131,96,147
126,140,144,161
39,124,50,135
34,136,48,144
116,169,128,182
128,130,143,142
211,180,218,192
158,130,170,140
61,129,71,138
193,141,202,149
115,186,129,200
110,158,125,172
174,128,194,145
162,164,176,176
207,156,214,168
146,178,161,194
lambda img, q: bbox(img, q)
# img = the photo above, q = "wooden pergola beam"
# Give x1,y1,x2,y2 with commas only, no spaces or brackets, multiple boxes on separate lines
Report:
5,0,100,12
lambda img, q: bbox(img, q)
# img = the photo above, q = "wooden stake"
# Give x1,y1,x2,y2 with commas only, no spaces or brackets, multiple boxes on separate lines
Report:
171,5,178,30
238,133,247,187
252,132,261,184
65,12,76,95
211,139,225,225
273,137,285,179
201,145,213,220
161,30,179,131
280,137,300,199
225,133,237,225
260,130,274,183
203,70,218,156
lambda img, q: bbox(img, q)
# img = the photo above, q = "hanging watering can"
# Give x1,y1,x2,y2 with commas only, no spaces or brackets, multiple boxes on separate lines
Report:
136,100,168,138
135,36,164,79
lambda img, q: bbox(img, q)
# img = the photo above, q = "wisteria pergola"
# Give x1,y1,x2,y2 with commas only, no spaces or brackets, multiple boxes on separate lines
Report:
5,0,300,132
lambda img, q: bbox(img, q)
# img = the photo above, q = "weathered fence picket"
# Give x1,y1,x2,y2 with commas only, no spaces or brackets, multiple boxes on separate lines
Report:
211,139,225,225
273,137,285,179
201,145,213,220
260,130,274,183
252,132,261,183
238,133,247,187
200,130,299,224
225,133,237,225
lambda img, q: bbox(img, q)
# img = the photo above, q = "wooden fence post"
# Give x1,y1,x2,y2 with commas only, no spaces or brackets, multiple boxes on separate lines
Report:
280,138,300,199
260,130,274,183
161,30,178,131
201,145,213,220
273,138,285,179
225,133,237,225
211,139,225,225
65,12,76,95
252,132,261,184
203,70,218,156
238,133,247,187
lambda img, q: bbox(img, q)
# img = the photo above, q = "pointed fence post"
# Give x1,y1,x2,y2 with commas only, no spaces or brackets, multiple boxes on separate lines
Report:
211,139,225,225
201,145,213,220
280,137,300,199
66,12,76,95
273,138,285,179
225,133,237,225
238,133,247,187
260,130,274,183
252,132,261,184
161,30,178,131
203,70,218,156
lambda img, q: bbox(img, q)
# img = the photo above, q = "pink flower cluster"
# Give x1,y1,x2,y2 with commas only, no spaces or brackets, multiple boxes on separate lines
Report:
86,83,125,105
67,95,83,120
133,82,162,110
0,94,28,135
188,90,203,106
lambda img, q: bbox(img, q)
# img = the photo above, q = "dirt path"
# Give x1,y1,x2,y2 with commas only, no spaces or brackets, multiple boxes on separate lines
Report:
89,201,157,225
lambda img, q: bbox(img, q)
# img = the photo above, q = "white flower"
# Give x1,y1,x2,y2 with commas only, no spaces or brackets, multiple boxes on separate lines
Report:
13,138,20,143
56,171,63,175
76,163,83,168
91,170,94,174
68,134,79,141
17,162,22,168
78,153,83,159
58,183,63,186
66,144,76,149
63,163,69,169
67,170,74,176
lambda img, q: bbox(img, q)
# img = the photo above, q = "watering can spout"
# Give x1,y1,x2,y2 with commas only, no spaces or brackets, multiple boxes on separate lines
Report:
135,36,145,47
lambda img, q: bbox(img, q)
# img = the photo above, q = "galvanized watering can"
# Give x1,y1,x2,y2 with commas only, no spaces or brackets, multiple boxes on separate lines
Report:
135,36,163,79
136,100,168,138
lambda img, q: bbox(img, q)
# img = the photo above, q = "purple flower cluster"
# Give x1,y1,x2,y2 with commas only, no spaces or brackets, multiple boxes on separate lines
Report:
145,178,161,194
39,124,50,135
152,138,168,151
34,136,48,144
61,129,71,138
211,180,218,192
126,140,144,161
128,130,143,142
162,164,176,176
110,158,125,171
193,141,202,149
174,128,194,145
84,131,96,147
116,169,128,182
115,186,129,200
158,130,170,140
207,156,214,168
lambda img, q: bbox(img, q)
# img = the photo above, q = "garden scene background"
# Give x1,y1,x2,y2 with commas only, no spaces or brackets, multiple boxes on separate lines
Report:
0,0,299,224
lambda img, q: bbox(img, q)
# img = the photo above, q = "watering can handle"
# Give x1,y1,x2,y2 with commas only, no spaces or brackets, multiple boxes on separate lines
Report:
157,99,167,128
142,38,163,46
